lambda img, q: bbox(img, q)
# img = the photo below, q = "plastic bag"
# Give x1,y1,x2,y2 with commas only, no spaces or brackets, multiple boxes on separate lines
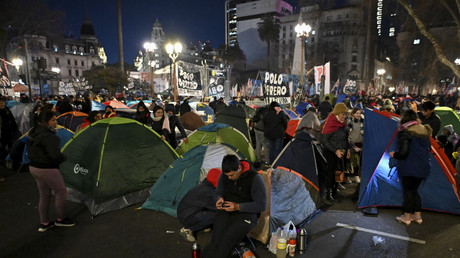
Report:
283,221,297,239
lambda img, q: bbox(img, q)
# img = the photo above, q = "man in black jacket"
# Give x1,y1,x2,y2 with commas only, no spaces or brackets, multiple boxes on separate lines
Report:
203,155,266,258
263,102,288,164
418,100,441,137
318,96,333,120
177,168,222,242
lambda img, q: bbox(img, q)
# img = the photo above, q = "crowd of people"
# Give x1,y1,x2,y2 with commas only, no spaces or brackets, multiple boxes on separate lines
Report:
1,91,459,256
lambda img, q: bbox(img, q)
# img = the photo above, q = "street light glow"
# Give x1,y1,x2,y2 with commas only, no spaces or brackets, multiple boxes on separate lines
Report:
455,58,460,66
143,42,156,52
174,42,183,53
51,67,60,73
295,23,312,37
377,69,386,76
12,58,23,67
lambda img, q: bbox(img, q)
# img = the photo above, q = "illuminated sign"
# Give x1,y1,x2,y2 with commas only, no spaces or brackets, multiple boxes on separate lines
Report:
376,0,383,36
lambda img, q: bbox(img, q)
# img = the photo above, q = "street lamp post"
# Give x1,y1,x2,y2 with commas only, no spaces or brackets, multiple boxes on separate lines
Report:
143,42,157,98
166,42,182,102
377,68,386,94
295,23,312,90
12,58,23,72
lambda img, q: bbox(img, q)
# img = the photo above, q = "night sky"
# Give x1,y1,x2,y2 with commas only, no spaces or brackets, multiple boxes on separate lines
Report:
46,0,226,65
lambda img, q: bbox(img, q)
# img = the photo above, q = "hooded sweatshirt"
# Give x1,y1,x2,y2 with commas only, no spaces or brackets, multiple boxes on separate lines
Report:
214,160,266,214
26,124,67,169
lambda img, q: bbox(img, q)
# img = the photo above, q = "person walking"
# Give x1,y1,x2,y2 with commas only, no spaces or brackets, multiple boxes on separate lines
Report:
27,109,76,232
263,102,288,164
389,109,432,225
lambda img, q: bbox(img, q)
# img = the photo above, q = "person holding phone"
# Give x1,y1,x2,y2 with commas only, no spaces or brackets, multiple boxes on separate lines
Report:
203,155,266,258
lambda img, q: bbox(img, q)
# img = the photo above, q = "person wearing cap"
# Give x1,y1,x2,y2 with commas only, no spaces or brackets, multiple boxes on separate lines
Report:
165,104,188,149
177,168,222,242
320,103,350,202
418,100,441,137
263,101,288,164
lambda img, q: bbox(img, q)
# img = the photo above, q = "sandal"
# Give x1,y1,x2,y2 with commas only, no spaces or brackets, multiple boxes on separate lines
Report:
396,215,411,225
410,215,423,224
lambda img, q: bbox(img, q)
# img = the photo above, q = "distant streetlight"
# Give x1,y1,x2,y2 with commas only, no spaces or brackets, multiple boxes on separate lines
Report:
295,23,312,88
12,58,23,72
166,42,182,102
51,67,60,74
143,42,157,97
455,58,460,66
377,68,386,94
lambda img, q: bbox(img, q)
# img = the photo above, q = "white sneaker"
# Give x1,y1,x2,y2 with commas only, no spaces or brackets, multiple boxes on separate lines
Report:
179,227,196,242
353,176,361,184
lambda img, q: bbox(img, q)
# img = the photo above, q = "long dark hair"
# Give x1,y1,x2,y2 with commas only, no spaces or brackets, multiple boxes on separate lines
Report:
400,109,418,125
87,111,101,123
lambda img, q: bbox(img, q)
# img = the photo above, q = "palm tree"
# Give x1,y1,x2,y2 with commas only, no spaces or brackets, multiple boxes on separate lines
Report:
257,14,281,72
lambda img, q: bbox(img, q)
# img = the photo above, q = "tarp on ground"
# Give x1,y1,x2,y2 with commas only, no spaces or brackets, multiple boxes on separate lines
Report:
60,117,179,216
250,132,326,244
358,108,460,215
57,111,88,132
141,143,245,217
176,122,256,162
435,106,460,136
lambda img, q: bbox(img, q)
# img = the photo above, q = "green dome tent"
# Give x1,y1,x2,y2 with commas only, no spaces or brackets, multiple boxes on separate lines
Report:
176,122,256,162
435,107,460,136
60,117,179,216
142,143,245,217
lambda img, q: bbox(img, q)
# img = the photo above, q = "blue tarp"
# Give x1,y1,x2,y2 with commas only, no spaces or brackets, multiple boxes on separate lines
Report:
91,101,106,111
358,108,460,214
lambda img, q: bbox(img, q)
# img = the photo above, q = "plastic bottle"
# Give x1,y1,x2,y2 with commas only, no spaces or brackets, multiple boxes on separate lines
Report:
192,242,201,258
288,238,296,257
276,227,287,258
269,232,277,254
241,247,256,258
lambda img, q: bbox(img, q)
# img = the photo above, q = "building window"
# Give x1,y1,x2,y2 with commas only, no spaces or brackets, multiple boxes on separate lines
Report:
352,56,357,62
74,60,77,66
55,58,59,64
53,44,58,52
72,46,77,54
69,69,72,76
91,61,95,66
67,59,70,65
89,47,95,54
81,61,84,66
351,64,357,70
79,47,84,55
337,14,342,20
65,45,70,53
75,70,79,77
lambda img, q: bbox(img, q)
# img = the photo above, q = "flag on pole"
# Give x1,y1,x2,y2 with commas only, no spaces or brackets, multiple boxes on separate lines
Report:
331,79,340,96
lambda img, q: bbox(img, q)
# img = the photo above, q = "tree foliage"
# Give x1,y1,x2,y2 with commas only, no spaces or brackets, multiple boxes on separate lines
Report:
257,14,281,72
83,64,128,96
0,0,65,56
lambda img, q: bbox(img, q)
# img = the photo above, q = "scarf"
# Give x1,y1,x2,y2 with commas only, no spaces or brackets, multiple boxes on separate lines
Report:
321,113,345,134
152,114,171,133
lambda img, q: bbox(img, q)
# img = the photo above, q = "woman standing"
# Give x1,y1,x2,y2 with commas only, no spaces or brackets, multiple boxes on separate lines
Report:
151,105,170,142
27,109,76,232
320,103,350,202
389,110,432,225
347,108,364,183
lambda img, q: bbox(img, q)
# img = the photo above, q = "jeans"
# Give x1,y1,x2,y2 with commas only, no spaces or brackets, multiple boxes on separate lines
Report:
255,129,269,163
268,138,283,164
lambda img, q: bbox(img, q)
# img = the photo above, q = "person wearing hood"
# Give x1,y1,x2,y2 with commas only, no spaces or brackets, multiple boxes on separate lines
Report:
203,155,266,258
103,105,117,119
165,104,187,149
177,168,222,242
151,105,170,142
135,101,153,126
296,106,321,139
320,103,350,202
79,111,102,131
26,109,76,232
390,110,432,225
263,101,288,164
439,124,459,165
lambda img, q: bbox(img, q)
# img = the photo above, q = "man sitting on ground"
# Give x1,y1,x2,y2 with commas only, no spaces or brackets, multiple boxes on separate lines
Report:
177,168,222,242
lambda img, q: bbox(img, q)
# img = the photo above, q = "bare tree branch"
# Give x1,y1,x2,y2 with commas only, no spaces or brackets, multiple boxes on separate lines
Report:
398,0,460,78
440,0,460,43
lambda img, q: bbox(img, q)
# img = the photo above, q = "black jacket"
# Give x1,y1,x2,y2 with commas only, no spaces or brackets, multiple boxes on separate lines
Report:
318,101,332,120
418,112,441,137
263,109,288,139
320,127,350,153
177,180,217,225
167,115,187,148
26,124,67,169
